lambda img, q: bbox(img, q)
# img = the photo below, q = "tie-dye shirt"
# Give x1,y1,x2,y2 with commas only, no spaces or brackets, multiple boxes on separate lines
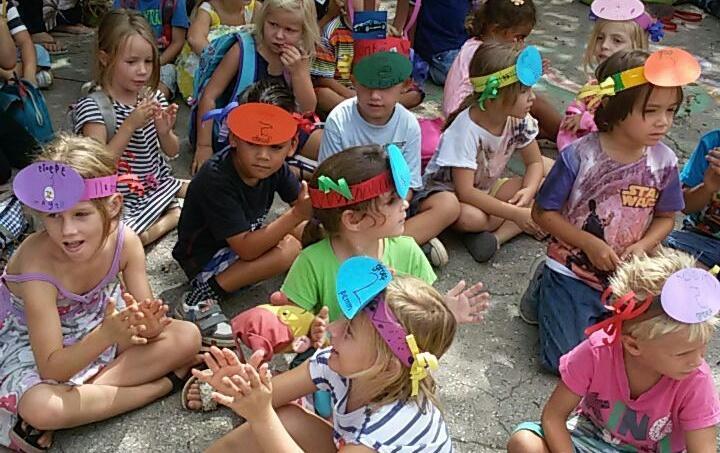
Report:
536,133,684,290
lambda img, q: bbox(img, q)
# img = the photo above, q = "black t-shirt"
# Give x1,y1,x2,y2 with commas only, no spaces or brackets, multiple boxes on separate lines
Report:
172,148,300,278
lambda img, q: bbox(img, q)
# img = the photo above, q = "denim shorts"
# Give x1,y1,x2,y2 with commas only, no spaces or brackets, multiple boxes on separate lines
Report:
514,415,637,452
427,49,460,86
665,229,720,268
160,63,178,98
526,265,604,373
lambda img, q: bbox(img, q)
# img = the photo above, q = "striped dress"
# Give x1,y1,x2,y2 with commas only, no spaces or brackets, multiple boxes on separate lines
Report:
309,348,453,452
74,91,181,234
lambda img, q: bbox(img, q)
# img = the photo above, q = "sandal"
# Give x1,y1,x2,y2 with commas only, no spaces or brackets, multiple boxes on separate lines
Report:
175,299,235,348
181,374,218,412
10,416,49,453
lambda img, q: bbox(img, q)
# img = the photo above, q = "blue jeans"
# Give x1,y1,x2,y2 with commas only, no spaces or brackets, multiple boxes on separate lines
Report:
427,49,459,85
526,265,605,374
665,229,720,268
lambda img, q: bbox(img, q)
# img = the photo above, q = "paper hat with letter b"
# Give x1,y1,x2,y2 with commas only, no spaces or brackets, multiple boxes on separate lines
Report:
352,51,413,89
225,102,298,146
336,256,439,396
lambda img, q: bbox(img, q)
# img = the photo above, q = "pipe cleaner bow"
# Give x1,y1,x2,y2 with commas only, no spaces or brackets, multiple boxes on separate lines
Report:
292,112,321,135
584,288,653,345
647,21,664,43
407,334,439,396
577,76,616,101
478,76,501,111
201,101,239,123
317,175,353,200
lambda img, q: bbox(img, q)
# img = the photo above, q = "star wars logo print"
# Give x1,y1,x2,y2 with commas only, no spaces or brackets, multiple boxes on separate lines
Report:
621,185,659,208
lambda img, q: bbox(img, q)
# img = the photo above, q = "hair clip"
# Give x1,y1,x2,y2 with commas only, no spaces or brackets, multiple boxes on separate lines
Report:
477,76,500,110
510,0,524,5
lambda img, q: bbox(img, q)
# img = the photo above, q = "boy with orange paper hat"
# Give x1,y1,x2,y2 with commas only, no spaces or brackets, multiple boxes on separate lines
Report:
172,102,312,347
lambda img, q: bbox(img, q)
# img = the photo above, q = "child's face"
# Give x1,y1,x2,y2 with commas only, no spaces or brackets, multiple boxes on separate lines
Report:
229,134,297,182
42,200,116,262
505,85,536,119
110,33,154,94
593,22,634,63
327,315,380,377
364,191,408,238
353,81,405,125
613,87,680,147
262,8,304,54
631,328,707,380
490,23,533,45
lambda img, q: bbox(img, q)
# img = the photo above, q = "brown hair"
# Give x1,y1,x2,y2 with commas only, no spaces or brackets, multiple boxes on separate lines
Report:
95,9,160,92
466,0,536,38
593,49,683,132
444,41,523,130
352,275,457,410
36,134,121,239
582,20,648,74
302,145,391,247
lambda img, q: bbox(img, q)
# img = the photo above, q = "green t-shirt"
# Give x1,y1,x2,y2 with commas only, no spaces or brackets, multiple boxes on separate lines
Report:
281,236,436,321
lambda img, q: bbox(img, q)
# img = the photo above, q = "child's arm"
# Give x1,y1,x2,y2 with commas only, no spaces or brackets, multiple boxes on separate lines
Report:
685,427,717,453
187,8,212,54
621,212,675,259
119,228,154,301
14,28,36,85
155,102,180,157
159,27,186,65
318,0,340,29
0,18,14,70
684,148,720,214
391,0,411,34
540,382,582,452
511,141,544,207
281,45,317,112
314,76,355,99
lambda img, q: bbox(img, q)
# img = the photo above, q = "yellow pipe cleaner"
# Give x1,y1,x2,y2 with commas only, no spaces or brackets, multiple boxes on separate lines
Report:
407,334,439,397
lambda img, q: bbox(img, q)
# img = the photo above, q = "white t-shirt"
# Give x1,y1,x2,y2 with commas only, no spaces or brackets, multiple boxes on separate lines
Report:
318,97,423,190
6,6,27,36
423,108,539,192
309,348,453,452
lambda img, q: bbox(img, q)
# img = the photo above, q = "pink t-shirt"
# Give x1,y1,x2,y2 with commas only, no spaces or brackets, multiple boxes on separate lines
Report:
442,38,482,118
560,331,720,452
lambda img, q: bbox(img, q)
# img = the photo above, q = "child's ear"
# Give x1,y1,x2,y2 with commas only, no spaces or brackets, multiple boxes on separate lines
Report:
98,50,109,67
287,134,299,158
621,334,642,356
228,133,239,148
107,193,123,218
340,208,365,232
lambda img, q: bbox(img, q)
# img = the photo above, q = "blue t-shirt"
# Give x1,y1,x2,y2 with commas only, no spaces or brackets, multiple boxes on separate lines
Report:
413,0,470,61
114,0,189,40
680,129,720,239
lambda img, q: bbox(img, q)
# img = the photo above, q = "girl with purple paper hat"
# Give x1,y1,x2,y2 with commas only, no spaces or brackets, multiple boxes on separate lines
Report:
508,247,720,452
0,135,201,453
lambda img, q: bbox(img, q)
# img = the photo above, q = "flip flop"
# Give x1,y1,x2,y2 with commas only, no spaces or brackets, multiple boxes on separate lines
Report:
9,417,49,453
181,374,218,412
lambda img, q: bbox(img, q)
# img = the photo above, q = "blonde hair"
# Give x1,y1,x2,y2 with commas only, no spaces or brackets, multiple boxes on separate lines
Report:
351,275,457,411
582,19,649,75
253,0,320,58
610,247,718,343
36,134,121,239
95,9,160,91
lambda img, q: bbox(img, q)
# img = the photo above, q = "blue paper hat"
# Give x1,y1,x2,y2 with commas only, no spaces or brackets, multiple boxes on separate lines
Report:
336,256,393,319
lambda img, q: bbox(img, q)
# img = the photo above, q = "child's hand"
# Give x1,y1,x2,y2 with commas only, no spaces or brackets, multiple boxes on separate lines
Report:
291,181,313,221
542,58,551,73
192,346,247,395
704,148,720,193
310,306,329,348
211,362,274,421
279,44,309,74
560,114,583,134
620,242,647,261
192,144,213,175
508,187,535,208
101,298,146,345
582,236,620,272
154,103,178,136
387,24,402,37
443,280,490,324
125,98,160,131
134,297,171,339
514,207,546,240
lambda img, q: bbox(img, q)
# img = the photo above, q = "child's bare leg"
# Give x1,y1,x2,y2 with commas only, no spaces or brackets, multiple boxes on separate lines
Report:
206,404,335,453
507,430,550,453
316,87,346,114
531,94,562,140
453,203,503,233
176,180,190,198
139,207,181,245
542,156,555,176
399,90,422,110
404,191,460,244
299,129,323,161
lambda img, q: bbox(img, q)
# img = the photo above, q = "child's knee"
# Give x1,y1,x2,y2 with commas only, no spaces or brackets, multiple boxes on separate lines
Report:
166,319,202,353
507,430,546,453
19,386,66,430
428,192,461,219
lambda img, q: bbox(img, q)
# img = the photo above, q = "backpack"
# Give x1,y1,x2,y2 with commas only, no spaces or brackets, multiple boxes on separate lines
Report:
0,196,29,256
0,77,54,145
66,89,117,140
121,0,177,47
188,31,257,150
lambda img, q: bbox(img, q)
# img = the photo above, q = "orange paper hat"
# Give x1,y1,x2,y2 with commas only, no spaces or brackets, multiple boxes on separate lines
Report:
226,103,298,145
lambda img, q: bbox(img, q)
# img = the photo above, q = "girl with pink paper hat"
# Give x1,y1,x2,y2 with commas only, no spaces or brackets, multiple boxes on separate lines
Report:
0,135,201,452
557,0,664,151
509,247,720,452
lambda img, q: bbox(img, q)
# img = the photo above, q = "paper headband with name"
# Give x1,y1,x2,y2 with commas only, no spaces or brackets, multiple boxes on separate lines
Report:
589,0,664,42
309,144,411,209
336,256,438,396
585,268,720,344
469,45,542,111
13,162,118,213
577,47,700,101
203,102,299,146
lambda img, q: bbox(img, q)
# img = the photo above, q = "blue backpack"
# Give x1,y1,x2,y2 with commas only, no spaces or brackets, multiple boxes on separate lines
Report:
0,78,54,145
188,31,257,151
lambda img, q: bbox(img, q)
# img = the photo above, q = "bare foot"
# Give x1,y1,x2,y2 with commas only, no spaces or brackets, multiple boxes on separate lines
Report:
184,380,203,410
53,24,94,35
31,33,66,53
37,430,54,449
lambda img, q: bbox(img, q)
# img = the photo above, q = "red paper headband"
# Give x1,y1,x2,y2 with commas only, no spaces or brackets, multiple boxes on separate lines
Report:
309,171,394,209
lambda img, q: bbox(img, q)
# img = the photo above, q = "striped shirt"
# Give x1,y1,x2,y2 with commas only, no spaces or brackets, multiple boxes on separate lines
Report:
309,348,453,452
6,6,27,36
311,16,353,85
74,91,181,234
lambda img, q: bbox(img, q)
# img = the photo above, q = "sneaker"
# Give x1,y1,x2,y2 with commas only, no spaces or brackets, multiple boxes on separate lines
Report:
462,232,498,263
36,70,53,89
176,297,235,348
422,238,449,267
519,255,545,326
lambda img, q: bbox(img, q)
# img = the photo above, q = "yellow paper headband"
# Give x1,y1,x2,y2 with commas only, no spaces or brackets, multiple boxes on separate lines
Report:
469,46,543,110
577,66,646,100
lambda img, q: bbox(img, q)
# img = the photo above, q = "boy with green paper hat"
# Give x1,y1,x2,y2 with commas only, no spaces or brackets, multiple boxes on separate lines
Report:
318,51,460,267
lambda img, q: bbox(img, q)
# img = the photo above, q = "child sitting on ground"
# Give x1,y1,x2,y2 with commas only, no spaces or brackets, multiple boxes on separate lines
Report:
557,0,663,151
319,51,457,266
521,48,695,372
508,247,720,452
75,9,184,246
0,135,200,452
114,0,190,99
666,130,720,269
422,42,547,264
0,1,52,88
173,102,311,348
194,257,456,452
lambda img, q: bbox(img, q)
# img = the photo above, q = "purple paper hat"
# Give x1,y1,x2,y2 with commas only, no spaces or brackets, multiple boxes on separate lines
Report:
13,162,118,213
661,268,720,324
590,0,664,42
